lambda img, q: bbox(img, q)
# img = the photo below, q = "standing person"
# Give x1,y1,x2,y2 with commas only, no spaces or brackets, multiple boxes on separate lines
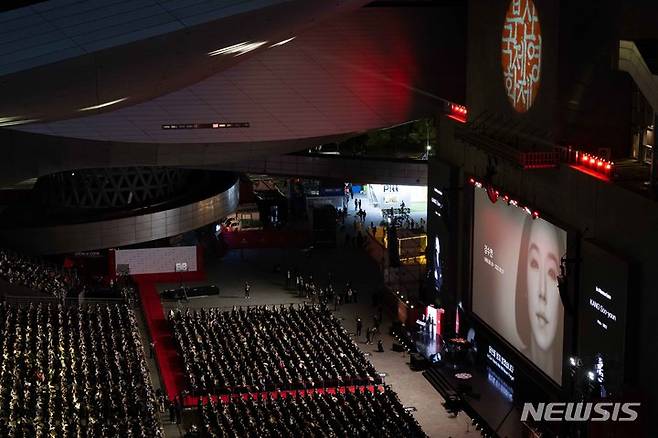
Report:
168,400,176,424
155,388,164,412
354,199,358,211
371,325,378,343
286,270,292,289
175,396,183,425
244,282,251,299
365,327,372,344
356,317,363,337
358,199,362,210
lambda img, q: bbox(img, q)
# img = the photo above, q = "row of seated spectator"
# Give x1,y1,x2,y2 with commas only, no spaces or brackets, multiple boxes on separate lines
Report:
198,388,426,437
0,302,163,437
170,304,381,395
0,249,81,300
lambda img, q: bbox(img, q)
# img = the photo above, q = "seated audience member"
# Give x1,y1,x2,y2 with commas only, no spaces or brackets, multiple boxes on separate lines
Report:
0,302,163,437
0,249,83,300
170,304,381,395
198,387,426,437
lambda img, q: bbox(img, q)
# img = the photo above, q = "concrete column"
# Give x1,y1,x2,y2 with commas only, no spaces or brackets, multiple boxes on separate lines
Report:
650,114,657,197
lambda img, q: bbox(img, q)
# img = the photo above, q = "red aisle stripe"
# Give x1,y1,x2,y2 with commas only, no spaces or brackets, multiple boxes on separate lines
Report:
134,268,207,402
180,385,379,407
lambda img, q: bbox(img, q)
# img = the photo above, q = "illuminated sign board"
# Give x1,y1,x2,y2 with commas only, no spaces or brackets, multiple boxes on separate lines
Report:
578,241,628,395
487,345,515,382
501,0,542,112
487,366,514,402
588,286,617,331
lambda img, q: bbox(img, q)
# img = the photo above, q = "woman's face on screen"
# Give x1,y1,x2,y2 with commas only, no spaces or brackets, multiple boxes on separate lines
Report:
526,220,561,351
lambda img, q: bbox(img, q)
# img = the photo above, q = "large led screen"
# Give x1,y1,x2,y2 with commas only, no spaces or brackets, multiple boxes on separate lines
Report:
472,188,566,384
578,241,628,394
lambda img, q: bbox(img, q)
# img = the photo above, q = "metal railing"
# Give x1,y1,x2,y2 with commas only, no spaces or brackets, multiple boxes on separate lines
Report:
455,110,559,169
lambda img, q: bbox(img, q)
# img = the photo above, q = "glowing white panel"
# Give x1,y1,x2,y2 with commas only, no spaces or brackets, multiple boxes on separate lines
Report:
78,98,128,112
0,116,39,126
269,36,295,47
208,41,267,57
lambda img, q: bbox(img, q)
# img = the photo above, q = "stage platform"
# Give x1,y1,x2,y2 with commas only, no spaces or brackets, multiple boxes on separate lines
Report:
423,363,523,438
414,330,442,361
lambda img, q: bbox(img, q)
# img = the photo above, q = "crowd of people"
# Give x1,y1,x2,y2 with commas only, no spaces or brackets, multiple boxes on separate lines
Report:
0,249,81,300
198,388,426,437
0,302,163,437
289,270,358,309
170,305,381,396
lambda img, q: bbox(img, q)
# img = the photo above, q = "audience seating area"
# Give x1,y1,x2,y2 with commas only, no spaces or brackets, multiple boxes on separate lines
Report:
0,249,80,300
199,387,427,437
0,302,163,437
170,305,381,395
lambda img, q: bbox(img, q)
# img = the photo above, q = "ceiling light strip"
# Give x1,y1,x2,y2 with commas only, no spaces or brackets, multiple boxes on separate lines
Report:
78,98,128,112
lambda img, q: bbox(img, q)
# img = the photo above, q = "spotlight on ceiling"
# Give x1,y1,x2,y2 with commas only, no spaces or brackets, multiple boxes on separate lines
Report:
269,36,296,47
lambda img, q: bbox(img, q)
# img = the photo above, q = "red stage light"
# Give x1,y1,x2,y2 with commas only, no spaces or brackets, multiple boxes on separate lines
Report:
589,158,596,164
597,161,603,167
448,103,468,123
582,155,588,163
605,164,611,170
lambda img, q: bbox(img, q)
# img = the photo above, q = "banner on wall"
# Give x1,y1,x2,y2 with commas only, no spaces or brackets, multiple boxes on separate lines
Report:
114,246,198,275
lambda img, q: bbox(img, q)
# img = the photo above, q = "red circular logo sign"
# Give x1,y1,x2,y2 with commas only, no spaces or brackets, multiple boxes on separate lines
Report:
501,0,542,113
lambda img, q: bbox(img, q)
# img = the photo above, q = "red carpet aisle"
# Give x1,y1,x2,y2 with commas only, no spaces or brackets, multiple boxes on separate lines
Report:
134,271,206,402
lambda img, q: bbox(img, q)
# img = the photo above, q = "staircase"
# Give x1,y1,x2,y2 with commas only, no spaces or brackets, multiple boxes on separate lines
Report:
422,366,458,401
